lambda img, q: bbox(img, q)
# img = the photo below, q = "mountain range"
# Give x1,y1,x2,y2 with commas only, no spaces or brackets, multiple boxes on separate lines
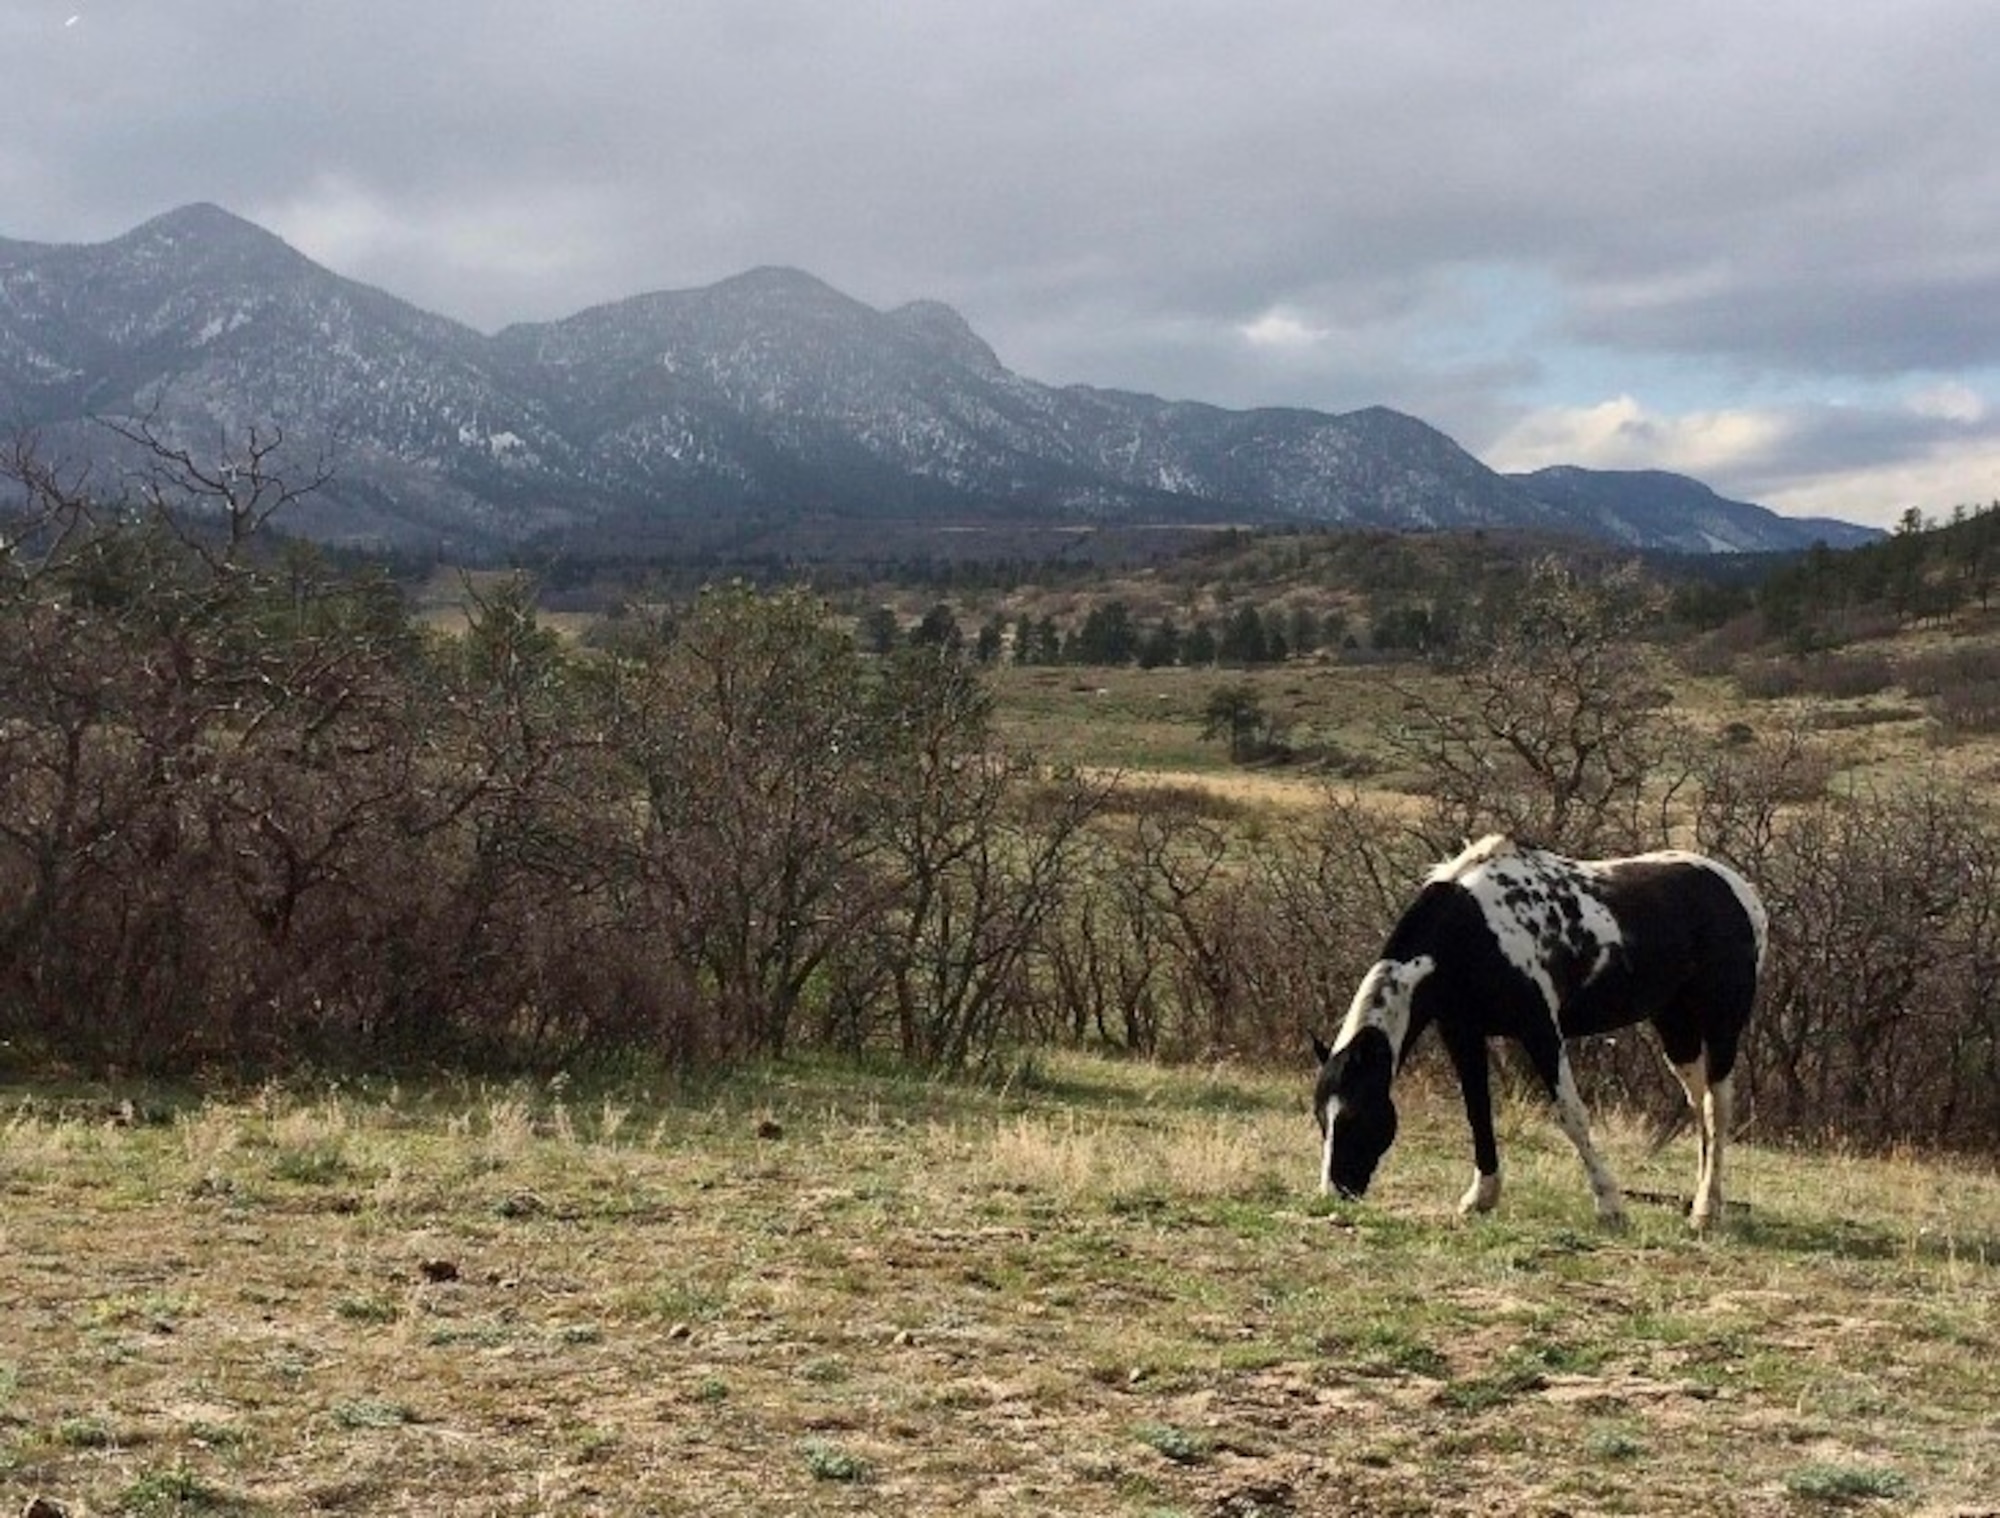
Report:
0,204,1879,558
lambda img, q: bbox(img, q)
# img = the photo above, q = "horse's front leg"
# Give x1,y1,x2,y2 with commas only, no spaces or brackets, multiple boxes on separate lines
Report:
1443,1024,1502,1215
1543,1045,1628,1227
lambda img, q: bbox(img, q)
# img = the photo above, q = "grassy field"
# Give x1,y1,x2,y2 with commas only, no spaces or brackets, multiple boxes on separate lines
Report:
987,649,2000,818
986,660,1436,811
2,1058,1995,1516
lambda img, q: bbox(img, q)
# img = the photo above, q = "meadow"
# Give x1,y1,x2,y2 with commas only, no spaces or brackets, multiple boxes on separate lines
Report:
983,649,1998,808
2,1058,1995,1516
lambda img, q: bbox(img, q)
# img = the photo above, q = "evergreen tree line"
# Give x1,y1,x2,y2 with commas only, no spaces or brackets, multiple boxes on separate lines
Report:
1754,503,2000,650
841,500,2000,674
858,598,1380,668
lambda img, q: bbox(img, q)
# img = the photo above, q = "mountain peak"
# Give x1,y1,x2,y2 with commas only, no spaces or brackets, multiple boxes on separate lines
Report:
112,203,301,275
888,299,1001,370
131,202,274,243
708,265,852,305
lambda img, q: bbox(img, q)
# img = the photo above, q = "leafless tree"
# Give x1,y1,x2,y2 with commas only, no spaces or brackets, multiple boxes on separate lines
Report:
1392,557,1687,856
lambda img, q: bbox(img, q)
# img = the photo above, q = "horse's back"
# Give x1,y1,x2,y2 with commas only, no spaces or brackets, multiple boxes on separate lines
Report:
1611,849,1767,970
1592,852,1764,1069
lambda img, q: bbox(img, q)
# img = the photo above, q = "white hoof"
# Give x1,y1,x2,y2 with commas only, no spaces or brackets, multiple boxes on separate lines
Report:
1457,1171,1501,1215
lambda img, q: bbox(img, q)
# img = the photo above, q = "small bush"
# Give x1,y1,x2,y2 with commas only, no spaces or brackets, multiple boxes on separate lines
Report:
55,1415,114,1447
118,1466,227,1514
331,1398,415,1430
1134,1421,1210,1465
1783,1462,1911,1502
1735,660,1804,700
1735,652,1896,702
802,1437,869,1482
1585,1427,1643,1462
1897,643,2000,697
1804,651,1897,699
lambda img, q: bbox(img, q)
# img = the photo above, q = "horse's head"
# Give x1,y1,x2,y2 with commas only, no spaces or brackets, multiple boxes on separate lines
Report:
1311,954,1433,1199
1311,1027,1399,1199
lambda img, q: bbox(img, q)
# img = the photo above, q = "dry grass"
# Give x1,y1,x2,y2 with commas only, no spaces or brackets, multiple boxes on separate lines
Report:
995,646,2000,832
990,662,1422,784
2,1058,1994,1516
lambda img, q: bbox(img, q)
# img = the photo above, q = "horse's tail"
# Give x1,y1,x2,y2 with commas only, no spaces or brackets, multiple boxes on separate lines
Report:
1644,1099,1692,1158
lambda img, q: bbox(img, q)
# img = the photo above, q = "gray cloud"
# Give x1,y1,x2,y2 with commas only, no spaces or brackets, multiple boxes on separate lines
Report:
1726,401,2000,500
10,1,2000,524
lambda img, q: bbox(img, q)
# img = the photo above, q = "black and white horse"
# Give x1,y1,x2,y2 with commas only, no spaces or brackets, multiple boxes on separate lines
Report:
1312,835,1767,1230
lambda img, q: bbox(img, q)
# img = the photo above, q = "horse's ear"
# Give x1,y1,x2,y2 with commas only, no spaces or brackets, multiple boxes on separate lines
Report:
1310,1031,1332,1064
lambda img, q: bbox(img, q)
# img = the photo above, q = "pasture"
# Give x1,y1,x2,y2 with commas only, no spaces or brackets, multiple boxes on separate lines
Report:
983,653,1997,808
3,1058,1995,1516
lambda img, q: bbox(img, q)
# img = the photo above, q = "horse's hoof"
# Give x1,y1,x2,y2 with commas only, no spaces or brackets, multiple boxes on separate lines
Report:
1457,1173,1501,1216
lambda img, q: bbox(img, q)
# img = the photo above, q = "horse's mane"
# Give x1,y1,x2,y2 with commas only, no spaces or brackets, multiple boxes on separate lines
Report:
1426,833,1525,885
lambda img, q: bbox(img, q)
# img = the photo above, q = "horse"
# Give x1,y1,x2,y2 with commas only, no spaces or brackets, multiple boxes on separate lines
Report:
1311,835,1767,1231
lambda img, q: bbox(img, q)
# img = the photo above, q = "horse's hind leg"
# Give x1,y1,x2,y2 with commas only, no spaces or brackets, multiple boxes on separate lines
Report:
1697,1071,1733,1233
1669,1056,1716,1229
1669,1055,1739,1233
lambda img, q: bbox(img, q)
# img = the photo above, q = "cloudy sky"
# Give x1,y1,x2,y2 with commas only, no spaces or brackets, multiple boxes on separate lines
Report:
9,2,1999,528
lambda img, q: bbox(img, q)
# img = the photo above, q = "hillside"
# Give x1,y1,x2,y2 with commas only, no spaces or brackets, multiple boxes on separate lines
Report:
1512,466,1879,554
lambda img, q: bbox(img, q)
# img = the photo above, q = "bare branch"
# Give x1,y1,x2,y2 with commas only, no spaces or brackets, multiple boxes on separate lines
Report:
97,407,335,567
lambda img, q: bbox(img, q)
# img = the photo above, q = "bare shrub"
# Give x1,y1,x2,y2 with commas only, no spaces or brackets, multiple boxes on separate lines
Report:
1037,860,1174,1055
1679,610,1768,676
616,584,907,1058
1800,652,1898,700
1900,645,2000,737
0,437,433,1069
1931,676,2000,736
0,440,726,1073
1390,558,1686,857
1734,660,1805,700
1752,781,2000,1150
1689,716,1836,871
1233,794,1429,1051
1035,790,1423,1062
1898,644,2000,697
830,651,1110,1069
1737,651,1902,704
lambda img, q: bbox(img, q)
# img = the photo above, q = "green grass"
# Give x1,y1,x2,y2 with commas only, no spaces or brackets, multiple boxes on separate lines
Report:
0,1055,1994,1514
54,1415,115,1448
